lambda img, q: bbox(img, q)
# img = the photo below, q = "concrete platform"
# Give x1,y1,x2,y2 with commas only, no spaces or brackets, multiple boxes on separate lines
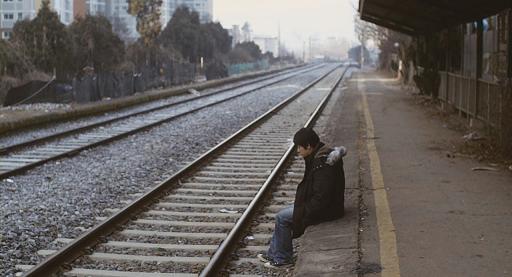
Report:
294,68,361,277
293,69,512,277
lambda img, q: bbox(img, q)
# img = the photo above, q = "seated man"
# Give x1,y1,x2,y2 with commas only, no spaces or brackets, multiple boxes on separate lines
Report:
258,127,347,268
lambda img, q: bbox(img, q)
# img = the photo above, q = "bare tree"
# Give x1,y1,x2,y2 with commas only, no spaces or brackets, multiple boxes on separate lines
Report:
354,14,386,47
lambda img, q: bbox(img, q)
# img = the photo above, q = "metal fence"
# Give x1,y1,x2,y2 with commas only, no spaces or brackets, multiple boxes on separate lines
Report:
3,60,270,106
227,60,270,76
74,60,268,103
438,71,505,128
72,62,195,103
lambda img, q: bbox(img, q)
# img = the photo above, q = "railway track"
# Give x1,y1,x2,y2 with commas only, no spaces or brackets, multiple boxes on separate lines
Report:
16,64,349,277
222,155,306,276
0,64,325,180
0,64,314,152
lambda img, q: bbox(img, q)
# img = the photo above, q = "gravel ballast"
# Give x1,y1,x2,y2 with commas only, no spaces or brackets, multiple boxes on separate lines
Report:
0,64,304,134
0,65,312,150
0,65,336,276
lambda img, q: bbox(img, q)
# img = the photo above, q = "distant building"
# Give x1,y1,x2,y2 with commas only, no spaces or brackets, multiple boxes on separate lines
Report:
73,0,87,18
162,0,213,27
227,22,253,48
1,0,74,40
0,1,34,39
227,25,241,47
160,0,172,28
73,0,138,41
85,0,106,15
50,0,74,25
73,0,106,18
104,0,138,41
0,0,212,42
253,36,279,57
241,22,251,42
100,0,215,41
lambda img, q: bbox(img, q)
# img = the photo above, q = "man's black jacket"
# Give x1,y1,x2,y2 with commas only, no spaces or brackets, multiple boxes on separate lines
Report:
292,142,346,238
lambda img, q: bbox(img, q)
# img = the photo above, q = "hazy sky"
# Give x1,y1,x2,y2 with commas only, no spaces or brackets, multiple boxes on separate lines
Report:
214,0,359,53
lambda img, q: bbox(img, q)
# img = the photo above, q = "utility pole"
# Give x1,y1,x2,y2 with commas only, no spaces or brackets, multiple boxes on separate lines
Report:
309,36,312,62
277,21,281,58
360,43,364,69
303,41,306,63
360,33,366,69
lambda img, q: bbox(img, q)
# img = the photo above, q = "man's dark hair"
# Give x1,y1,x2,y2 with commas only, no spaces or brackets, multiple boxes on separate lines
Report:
293,128,320,148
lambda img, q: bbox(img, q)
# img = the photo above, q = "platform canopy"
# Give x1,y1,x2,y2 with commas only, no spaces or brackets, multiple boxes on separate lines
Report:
359,0,512,35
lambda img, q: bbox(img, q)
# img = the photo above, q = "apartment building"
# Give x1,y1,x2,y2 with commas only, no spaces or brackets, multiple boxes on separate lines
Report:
1,0,73,39
253,36,279,57
162,0,213,27
1,0,214,41
104,0,137,40
85,0,105,15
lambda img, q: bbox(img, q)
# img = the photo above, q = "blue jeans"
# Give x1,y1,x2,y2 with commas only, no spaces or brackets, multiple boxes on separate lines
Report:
267,205,294,264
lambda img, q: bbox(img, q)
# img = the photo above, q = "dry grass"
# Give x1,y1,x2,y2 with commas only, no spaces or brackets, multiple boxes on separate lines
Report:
500,86,512,160
411,93,512,167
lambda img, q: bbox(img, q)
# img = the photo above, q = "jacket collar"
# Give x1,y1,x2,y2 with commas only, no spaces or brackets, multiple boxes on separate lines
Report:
304,142,325,164
313,143,347,165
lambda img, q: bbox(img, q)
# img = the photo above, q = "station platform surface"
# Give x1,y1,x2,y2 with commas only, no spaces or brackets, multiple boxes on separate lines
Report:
293,69,512,277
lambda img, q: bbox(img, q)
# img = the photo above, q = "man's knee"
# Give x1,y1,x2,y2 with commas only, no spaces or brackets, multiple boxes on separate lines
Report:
276,207,292,224
276,210,285,223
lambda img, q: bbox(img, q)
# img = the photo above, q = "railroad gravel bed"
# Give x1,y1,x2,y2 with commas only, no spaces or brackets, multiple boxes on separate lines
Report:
94,246,213,258
0,66,309,150
71,259,206,275
0,65,334,276
106,233,227,245
223,72,348,276
0,103,72,113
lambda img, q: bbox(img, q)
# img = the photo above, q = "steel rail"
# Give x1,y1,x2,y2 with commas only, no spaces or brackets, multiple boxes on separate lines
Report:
199,65,350,277
22,64,343,277
0,64,318,155
0,64,324,180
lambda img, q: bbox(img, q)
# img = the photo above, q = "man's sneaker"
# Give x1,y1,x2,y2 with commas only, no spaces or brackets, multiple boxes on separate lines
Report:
257,253,272,263
263,260,293,269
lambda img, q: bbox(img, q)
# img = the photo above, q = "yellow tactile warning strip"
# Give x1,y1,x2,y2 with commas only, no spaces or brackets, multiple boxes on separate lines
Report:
359,78,401,277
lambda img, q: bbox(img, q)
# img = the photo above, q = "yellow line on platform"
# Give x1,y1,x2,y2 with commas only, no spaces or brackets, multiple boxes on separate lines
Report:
360,80,401,277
